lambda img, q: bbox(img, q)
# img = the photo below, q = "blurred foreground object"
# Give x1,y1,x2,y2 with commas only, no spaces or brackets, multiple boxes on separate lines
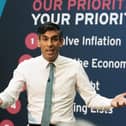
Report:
57,120,96,126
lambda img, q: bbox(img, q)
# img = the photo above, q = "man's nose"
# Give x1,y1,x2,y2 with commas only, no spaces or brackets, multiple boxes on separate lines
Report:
47,39,53,46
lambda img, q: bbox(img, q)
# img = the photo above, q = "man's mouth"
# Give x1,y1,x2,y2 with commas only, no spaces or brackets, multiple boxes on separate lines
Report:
46,49,55,54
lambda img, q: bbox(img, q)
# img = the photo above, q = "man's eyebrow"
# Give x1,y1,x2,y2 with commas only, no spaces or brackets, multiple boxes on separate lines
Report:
41,35,59,38
51,35,59,38
41,35,48,37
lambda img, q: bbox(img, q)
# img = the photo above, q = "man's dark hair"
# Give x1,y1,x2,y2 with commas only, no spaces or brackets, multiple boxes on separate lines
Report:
37,22,63,40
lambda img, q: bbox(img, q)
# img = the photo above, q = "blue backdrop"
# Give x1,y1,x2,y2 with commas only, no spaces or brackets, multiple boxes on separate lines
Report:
0,0,126,126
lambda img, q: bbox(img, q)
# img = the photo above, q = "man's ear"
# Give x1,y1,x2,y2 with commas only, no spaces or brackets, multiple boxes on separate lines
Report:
59,39,63,47
37,40,40,47
59,44,63,48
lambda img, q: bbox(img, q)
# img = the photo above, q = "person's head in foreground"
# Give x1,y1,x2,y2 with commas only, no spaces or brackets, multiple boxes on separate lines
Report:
57,120,96,126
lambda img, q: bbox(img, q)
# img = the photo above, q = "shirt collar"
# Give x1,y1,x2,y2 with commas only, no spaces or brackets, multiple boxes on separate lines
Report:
40,54,61,68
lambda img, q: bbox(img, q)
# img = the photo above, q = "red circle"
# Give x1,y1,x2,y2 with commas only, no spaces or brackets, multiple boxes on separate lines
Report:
25,33,38,50
6,100,21,114
0,119,14,126
18,54,32,64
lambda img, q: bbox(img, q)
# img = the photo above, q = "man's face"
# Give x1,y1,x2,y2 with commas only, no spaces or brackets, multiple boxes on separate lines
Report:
38,30,63,62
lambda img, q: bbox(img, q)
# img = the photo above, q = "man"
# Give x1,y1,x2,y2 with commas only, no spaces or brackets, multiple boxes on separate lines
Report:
0,22,126,126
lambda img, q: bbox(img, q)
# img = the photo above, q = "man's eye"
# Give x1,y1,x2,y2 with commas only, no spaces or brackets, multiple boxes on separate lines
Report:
52,37,59,41
42,37,48,41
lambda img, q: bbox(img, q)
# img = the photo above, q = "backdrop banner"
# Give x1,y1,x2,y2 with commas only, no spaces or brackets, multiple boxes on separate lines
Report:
0,1,126,126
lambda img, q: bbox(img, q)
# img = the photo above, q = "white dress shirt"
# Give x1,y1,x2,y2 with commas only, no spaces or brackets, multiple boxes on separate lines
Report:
0,55,112,124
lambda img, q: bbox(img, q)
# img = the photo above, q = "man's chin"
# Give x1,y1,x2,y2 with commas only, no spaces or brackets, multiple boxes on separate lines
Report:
47,56,57,62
